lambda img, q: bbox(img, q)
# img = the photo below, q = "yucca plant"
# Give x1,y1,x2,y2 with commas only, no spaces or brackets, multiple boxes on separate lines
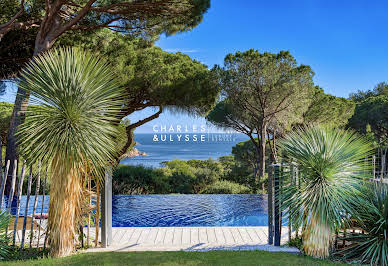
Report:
342,182,388,265
17,48,124,257
279,126,373,258
0,211,10,260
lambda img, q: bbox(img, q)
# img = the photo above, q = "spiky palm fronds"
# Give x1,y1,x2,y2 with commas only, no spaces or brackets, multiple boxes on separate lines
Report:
0,211,10,260
16,48,124,257
342,183,388,265
279,126,373,258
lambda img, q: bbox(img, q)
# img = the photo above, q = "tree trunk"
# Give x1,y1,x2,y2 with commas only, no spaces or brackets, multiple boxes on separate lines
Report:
4,30,56,195
48,157,82,257
303,214,333,258
248,134,261,192
4,88,29,195
259,123,267,179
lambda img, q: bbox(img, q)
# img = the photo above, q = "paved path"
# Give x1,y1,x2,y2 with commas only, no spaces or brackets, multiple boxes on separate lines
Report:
86,226,299,253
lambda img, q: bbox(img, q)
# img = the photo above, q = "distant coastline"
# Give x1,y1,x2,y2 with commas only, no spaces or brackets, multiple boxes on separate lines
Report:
120,133,249,168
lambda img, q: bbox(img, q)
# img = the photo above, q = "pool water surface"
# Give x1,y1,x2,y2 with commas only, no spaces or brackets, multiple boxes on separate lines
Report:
4,194,270,227
113,194,268,227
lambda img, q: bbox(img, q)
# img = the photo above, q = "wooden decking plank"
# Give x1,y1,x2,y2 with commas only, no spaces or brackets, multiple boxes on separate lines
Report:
222,228,235,244
214,227,225,244
190,228,199,244
198,227,208,243
127,228,142,245
163,228,174,244
206,227,217,243
118,228,132,244
238,228,253,243
245,227,261,243
154,228,166,244
254,227,267,243
230,227,243,243
113,228,126,244
144,228,159,244
172,228,183,245
181,228,191,244
137,228,151,244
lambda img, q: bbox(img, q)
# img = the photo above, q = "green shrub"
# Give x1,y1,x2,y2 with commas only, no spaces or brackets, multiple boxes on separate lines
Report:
288,236,303,251
0,211,10,260
200,180,251,194
113,165,167,194
161,160,220,194
342,183,388,265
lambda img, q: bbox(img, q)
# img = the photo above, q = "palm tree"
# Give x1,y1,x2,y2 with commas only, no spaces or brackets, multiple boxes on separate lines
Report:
16,48,124,257
279,126,373,258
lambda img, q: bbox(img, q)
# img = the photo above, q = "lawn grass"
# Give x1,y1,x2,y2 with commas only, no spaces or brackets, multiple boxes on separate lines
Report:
0,251,346,266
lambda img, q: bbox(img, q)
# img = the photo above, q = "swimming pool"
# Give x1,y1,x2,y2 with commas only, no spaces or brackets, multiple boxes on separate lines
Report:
113,194,268,227
4,194,269,227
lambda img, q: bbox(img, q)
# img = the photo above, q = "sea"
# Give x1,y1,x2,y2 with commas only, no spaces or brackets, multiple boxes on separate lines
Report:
120,133,249,168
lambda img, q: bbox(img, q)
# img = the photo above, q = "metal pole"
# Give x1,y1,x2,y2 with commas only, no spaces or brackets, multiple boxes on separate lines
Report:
274,164,281,246
268,165,274,245
101,169,112,248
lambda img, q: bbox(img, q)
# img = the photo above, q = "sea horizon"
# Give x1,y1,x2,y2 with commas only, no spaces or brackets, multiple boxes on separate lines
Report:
120,133,250,168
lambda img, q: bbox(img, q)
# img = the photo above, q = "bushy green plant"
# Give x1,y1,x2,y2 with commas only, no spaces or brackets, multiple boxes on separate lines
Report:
0,211,10,260
200,180,251,194
113,165,167,194
288,236,303,251
279,126,373,258
342,183,388,265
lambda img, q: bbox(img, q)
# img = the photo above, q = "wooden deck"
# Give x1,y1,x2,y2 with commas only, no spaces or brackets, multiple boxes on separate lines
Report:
87,226,299,252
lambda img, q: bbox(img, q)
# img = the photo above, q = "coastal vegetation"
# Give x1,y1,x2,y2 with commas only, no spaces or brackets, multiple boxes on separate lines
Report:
0,1,387,264
113,158,252,195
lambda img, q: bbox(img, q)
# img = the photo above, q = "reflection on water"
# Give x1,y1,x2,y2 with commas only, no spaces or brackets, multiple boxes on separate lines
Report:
2,194,272,227
1,195,50,216
113,194,269,227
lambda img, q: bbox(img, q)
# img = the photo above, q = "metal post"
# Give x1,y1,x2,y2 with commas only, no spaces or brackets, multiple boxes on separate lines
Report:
268,166,274,245
101,169,112,248
274,164,281,246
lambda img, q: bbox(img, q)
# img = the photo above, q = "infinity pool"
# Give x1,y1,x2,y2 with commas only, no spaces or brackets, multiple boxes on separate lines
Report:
113,194,268,227
4,194,269,227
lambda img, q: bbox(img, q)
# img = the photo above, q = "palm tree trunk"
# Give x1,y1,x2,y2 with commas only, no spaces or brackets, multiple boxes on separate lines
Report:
303,215,333,258
48,157,82,257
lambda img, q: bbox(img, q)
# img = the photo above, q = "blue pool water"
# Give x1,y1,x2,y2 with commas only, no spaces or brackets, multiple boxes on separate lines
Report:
112,194,268,227
3,194,269,227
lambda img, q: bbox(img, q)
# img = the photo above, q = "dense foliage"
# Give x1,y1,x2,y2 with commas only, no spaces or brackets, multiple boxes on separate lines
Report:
200,180,250,194
0,102,12,145
303,86,355,127
207,50,315,189
0,211,10,260
342,183,388,265
348,95,388,146
113,156,258,195
349,82,388,102
0,0,210,78
279,126,373,258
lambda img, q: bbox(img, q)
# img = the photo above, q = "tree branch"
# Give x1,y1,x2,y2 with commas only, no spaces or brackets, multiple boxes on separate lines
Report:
116,106,163,163
0,0,26,39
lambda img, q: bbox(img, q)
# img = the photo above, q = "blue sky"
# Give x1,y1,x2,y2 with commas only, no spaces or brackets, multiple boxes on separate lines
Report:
2,0,388,133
